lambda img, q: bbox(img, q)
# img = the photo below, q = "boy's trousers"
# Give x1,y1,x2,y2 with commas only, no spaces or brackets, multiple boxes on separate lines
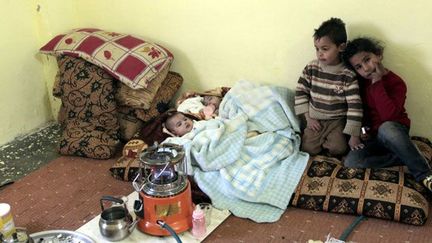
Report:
301,118,348,156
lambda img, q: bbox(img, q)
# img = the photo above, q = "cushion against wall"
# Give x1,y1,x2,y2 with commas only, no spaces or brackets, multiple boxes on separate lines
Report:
115,63,170,109
59,119,120,159
40,28,173,89
117,106,143,141
56,55,120,159
113,71,182,142
135,71,183,122
56,55,118,122
290,154,430,226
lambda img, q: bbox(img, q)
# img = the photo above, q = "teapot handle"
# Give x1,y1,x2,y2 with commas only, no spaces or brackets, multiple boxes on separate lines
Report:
128,218,139,233
100,195,124,211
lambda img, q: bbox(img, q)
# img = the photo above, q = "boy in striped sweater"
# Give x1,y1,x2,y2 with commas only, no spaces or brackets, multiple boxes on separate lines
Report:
294,18,363,156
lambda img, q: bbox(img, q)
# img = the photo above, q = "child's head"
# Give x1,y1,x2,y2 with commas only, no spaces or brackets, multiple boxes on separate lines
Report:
165,111,193,137
343,37,384,80
313,17,347,65
202,95,222,110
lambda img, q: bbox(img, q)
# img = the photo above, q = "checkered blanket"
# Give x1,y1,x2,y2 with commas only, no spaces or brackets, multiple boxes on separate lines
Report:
165,80,309,222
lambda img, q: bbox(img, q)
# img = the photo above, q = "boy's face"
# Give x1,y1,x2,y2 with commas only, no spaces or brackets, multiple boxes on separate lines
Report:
314,36,344,66
203,96,221,109
348,51,383,80
166,113,193,136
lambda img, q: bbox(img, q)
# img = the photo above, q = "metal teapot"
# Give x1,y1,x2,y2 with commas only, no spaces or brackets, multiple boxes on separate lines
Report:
98,196,138,241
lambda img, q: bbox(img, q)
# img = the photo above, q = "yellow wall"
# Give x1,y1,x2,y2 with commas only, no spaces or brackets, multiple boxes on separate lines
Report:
74,0,432,140
1,0,432,145
0,0,78,145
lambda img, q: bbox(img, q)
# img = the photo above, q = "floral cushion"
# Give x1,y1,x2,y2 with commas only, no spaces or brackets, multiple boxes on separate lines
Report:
290,139,431,226
117,106,143,141
110,139,148,181
40,28,173,89
135,71,183,122
56,55,120,159
59,118,120,159
56,55,118,122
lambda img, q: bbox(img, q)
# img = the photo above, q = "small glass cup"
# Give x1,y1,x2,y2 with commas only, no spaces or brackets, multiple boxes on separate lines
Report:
197,203,212,227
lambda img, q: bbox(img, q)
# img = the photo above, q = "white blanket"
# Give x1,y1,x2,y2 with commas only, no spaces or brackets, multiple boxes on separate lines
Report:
165,80,309,222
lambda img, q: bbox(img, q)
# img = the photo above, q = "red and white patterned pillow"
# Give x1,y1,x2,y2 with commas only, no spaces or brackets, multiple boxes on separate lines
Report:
40,28,173,89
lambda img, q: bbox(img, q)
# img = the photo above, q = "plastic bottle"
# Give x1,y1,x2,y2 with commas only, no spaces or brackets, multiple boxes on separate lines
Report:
0,203,16,241
191,205,206,238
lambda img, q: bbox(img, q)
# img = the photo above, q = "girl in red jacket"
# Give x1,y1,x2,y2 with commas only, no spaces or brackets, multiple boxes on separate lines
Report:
343,37,432,192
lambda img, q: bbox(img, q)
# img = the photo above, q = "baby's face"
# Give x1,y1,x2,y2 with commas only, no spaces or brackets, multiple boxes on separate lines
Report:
203,96,221,109
166,113,193,136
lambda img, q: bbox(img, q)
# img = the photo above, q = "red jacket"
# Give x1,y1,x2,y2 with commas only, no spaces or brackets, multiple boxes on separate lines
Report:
361,71,411,133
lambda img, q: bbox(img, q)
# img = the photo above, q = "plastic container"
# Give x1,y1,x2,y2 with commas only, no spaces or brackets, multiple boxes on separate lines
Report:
191,205,206,238
0,203,16,241
197,203,212,226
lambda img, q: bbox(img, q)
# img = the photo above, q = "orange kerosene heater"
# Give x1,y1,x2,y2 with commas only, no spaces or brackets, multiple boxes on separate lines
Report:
132,143,193,236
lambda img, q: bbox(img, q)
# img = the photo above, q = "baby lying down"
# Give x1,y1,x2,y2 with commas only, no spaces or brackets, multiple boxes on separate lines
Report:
163,111,259,138
164,111,195,137
176,87,230,120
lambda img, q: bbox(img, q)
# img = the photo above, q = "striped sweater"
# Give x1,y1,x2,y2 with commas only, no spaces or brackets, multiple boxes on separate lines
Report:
294,60,362,136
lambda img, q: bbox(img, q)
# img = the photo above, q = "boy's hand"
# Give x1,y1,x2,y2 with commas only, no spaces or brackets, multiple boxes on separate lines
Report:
349,136,364,150
306,117,322,132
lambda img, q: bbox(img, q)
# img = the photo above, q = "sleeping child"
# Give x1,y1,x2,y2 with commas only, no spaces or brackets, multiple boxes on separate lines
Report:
176,87,230,120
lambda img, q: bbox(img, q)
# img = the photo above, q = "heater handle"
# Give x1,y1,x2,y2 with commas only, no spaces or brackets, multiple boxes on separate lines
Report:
133,199,144,218
100,195,125,211
162,143,185,164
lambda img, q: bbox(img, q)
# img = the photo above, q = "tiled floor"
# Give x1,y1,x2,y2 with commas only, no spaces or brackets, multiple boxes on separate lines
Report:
0,123,61,187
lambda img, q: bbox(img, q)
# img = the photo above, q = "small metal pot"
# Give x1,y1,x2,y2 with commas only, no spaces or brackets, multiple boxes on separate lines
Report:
98,196,138,241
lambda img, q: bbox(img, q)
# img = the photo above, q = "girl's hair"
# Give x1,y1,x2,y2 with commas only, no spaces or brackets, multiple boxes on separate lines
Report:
343,37,384,69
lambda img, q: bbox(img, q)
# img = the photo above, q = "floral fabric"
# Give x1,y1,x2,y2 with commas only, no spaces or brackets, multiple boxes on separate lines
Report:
291,137,432,226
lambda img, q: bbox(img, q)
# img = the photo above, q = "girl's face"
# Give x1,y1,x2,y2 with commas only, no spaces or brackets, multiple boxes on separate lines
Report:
166,113,193,136
349,51,383,80
314,36,344,66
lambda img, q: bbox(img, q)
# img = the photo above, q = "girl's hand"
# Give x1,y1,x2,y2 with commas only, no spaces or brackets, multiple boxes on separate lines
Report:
349,136,365,150
371,62,386,84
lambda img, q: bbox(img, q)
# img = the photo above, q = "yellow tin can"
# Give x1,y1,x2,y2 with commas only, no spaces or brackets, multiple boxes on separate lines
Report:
0,203,16,240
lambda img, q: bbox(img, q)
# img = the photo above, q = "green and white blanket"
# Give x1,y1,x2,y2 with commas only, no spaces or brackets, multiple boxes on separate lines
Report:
165,80,309,222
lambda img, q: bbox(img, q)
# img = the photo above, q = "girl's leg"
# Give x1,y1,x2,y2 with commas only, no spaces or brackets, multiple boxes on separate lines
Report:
343,137,401,168
377,121,431,181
